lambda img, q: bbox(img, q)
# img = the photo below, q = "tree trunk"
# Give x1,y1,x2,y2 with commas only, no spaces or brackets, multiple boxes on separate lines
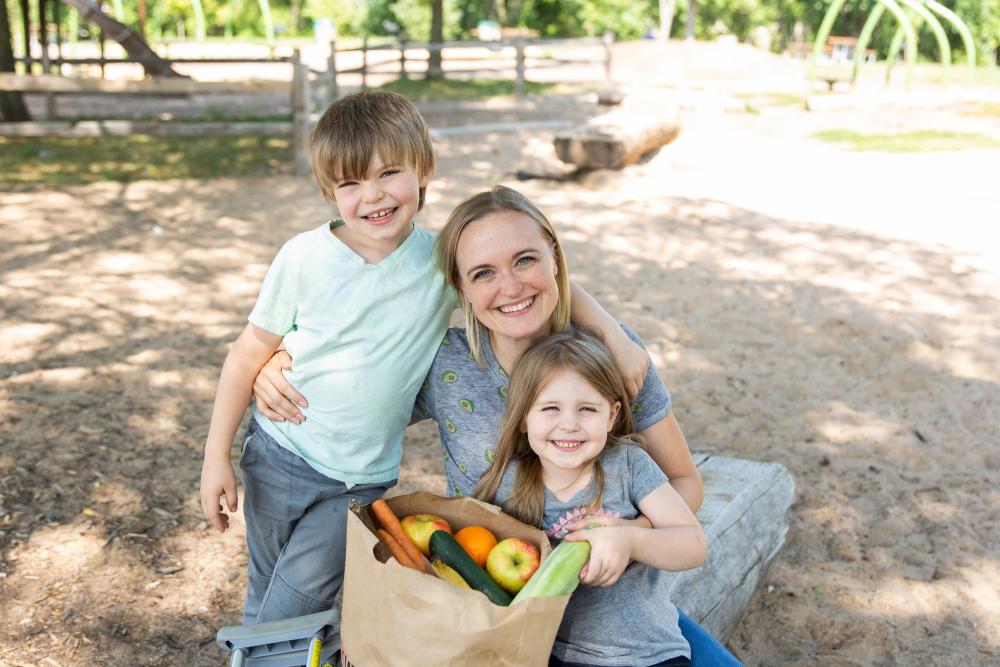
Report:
659,0,676,41
427,0,443,79
0,0,31,120
685,0,696,40
61,0,186,76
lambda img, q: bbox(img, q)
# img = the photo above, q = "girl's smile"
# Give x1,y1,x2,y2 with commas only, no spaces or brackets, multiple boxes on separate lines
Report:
523,368,621,490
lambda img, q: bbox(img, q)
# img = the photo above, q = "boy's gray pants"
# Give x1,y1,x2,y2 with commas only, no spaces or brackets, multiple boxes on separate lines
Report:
240,418,394,624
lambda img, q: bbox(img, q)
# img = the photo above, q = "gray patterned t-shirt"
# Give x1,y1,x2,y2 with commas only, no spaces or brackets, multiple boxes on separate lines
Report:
412,325,672,497
497,443,690,665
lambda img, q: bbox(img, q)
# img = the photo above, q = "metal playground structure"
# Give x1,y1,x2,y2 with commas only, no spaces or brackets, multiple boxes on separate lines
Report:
808,0,977,90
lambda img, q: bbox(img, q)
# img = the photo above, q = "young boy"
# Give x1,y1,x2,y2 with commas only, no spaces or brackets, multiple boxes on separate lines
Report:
200,92,453,624
200,91,648,627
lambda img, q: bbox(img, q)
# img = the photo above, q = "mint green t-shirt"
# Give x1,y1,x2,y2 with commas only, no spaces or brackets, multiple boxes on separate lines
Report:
249,220,454,485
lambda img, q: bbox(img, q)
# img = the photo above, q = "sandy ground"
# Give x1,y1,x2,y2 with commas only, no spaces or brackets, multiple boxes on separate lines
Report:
2,41,1000,666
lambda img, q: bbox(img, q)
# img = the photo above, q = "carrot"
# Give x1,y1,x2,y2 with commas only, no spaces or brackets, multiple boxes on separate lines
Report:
377,528,419,571
371,499,432,574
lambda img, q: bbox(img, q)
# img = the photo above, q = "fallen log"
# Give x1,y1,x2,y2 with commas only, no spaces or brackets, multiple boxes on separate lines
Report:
553,102,680,169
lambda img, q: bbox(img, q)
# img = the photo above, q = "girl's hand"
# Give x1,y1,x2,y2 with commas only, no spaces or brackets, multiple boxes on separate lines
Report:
564,513,651,532
200,458,238,533
564,526,633,587
253,350,307,423
604,332,648,400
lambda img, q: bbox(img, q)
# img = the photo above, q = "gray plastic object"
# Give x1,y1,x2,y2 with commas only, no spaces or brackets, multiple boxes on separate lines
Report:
216,607,341,667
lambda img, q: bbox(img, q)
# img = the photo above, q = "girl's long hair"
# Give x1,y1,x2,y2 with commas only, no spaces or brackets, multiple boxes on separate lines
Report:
473,328,642,527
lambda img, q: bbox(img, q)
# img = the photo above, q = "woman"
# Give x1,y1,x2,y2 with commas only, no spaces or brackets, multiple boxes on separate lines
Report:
254,185,740,666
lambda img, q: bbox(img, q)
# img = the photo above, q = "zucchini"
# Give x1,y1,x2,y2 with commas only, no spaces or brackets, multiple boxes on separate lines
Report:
429,530,512,606
510,540,591,605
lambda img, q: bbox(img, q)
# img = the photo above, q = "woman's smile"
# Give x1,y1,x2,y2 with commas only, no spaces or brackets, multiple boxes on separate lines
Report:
497,295,536,315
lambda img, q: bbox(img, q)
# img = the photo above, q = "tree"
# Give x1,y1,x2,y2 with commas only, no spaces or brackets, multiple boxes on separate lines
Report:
659,0,676,40
61,0,184,76
1,0,31,120
428,0,442,77
685,0,695,39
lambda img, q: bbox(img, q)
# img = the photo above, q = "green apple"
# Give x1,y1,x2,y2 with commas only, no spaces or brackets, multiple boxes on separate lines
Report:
400,513,452,556
485,537,541,594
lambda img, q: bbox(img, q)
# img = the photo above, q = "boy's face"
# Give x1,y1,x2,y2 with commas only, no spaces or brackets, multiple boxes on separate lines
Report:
331,152,429,255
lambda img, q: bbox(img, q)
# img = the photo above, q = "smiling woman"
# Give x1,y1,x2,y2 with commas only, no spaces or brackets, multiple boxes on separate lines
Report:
439,188,571,372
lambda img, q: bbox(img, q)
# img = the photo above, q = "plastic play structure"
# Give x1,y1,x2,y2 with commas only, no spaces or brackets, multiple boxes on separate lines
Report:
808,0,976,90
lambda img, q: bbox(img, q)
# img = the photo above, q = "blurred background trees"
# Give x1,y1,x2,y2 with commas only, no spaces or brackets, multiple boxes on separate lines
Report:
4,0,998,65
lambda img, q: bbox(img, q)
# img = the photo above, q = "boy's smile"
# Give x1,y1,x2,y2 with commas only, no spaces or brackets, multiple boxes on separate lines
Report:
331,152,429,263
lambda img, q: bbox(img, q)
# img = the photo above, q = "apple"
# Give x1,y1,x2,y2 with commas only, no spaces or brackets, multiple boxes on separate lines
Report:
400,513,452,556
485,537,541,594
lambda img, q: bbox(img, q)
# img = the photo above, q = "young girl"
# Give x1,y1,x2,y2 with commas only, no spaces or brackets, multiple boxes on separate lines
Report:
475,329,708,667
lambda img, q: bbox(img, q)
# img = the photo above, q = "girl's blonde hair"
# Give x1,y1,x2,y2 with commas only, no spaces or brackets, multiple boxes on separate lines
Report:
310,91,435,209
473,328,641,527
436,185,572,367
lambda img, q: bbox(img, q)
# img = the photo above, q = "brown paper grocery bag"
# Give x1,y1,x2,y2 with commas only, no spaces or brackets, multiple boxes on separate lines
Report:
341,492,570,667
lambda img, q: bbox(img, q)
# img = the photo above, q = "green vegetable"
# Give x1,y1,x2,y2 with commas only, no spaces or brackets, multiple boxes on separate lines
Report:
429,530,512,606
510,540,591,605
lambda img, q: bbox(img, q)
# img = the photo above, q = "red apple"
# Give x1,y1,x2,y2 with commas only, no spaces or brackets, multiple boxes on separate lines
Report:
400,513,452,556
485,537,541,594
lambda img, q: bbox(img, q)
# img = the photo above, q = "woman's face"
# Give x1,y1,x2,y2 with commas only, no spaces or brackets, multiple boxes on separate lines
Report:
455,209,560,346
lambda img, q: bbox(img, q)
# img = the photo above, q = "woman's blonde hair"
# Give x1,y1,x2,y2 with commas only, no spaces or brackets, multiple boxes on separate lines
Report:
436,185,572,367
473,328,641,527
310,91,435,209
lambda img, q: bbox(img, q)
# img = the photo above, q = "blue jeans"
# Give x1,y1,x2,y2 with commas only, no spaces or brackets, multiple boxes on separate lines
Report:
679,609,743,667
240,418,395,624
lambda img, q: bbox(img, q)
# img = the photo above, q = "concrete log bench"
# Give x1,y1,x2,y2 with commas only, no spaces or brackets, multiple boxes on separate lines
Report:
217,454,794,664
553,100,681,169
672,454,796,641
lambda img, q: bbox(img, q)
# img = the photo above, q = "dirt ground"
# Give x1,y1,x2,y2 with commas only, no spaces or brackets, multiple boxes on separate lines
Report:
2,41,999,666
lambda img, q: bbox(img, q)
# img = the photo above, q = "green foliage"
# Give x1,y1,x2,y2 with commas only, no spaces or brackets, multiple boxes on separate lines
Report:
390,0,463,40
1,135,291,184
577,0,656,39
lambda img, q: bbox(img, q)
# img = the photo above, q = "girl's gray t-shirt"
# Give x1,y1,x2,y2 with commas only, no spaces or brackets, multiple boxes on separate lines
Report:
495,443,690,665
412,326,672,497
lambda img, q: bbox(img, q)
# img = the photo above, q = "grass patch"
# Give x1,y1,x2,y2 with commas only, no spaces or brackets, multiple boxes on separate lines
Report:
0,135,292,185
376,76,562,100
955,101,1000,118
736,92,807,109
812,129,1000,152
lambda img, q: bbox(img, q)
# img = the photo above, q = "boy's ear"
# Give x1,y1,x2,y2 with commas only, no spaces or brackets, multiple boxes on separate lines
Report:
608,401,621,432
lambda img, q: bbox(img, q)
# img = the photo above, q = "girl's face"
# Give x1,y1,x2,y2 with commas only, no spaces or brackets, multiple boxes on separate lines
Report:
522,368,621,477
455,210,560,346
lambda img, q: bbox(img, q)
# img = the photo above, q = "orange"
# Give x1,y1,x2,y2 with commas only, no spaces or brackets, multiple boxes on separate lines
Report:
454,525,498,568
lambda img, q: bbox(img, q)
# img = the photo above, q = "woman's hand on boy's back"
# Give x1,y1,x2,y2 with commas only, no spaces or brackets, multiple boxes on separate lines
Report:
253,350,307,424
564,525,634,588
200,457,238,532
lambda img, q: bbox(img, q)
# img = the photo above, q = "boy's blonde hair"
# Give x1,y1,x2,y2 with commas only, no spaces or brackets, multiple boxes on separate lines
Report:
435,185,572,367
310,91,435,208
473,328,642,527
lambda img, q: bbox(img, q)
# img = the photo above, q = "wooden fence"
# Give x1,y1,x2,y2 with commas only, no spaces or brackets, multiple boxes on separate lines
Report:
0,49,312,175
2,35,616,175
325,34,614,98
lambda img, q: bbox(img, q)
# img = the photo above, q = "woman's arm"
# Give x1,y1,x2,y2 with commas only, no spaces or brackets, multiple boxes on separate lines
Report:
640,413,703,513
201,323,283,531
568,282,647,399
252,349,307,424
